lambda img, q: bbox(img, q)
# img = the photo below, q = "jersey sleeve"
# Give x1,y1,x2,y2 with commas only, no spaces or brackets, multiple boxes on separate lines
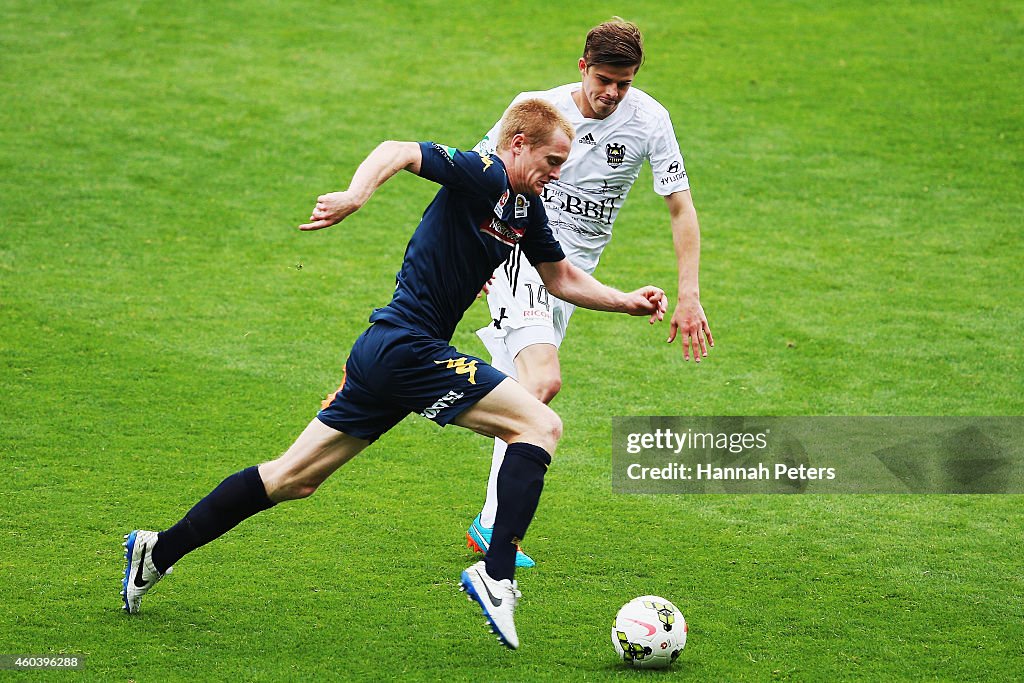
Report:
416,142,506,201
520,199,566,266
648,110,691,196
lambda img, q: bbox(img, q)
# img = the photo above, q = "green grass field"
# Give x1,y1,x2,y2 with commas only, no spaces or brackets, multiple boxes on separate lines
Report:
2,1,1023,680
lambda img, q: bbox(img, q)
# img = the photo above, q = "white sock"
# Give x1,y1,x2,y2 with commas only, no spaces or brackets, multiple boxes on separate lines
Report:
480,438,508,528
478,331,517,530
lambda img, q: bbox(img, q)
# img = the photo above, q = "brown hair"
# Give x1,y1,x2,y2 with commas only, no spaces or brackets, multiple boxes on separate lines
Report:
583,18,644,70
497,98,575,152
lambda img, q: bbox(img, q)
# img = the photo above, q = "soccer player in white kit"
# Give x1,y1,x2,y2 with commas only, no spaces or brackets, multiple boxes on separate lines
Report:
466,19,714,567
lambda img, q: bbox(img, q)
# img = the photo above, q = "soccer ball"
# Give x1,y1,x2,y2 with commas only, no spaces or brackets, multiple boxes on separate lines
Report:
611,595,687,669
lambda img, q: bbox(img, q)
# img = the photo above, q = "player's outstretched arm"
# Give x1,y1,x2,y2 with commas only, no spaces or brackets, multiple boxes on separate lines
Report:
299,141,422,231
665,190,714,361
536,260,667,324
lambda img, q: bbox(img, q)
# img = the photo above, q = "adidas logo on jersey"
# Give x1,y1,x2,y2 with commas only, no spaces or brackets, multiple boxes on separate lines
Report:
578,133,597,145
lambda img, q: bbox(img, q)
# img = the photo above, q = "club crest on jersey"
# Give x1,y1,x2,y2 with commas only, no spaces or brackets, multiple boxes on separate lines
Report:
606,143,626,168
494,189,510,217
477,150,494,172
479,216,524,246
514,194,528,219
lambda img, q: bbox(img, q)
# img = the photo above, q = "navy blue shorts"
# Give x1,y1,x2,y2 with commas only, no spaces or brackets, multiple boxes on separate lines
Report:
317,322,508,443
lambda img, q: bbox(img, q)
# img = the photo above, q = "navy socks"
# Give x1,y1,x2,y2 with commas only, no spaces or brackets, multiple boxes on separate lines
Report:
150,446,549,580
151,466,274,574
485,442,551,582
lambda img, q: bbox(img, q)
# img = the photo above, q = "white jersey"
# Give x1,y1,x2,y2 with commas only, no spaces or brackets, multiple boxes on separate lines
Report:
474,83,689,274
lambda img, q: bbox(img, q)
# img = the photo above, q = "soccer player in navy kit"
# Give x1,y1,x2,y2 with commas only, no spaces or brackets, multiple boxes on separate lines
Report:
121,99,667,650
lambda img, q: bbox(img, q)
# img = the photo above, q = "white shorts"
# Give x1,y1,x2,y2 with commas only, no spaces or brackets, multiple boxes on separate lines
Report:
475,248,577,376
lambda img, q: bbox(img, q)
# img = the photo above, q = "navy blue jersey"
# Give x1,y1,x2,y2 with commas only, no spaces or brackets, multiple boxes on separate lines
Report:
368,142,565,341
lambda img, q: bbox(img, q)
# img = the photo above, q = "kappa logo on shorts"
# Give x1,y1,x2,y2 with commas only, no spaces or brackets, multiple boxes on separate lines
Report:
434,357,479,384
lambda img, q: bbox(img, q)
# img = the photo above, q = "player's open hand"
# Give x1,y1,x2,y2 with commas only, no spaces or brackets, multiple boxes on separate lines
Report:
299,191,362,231
624,286,667,323
667,298,713,362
